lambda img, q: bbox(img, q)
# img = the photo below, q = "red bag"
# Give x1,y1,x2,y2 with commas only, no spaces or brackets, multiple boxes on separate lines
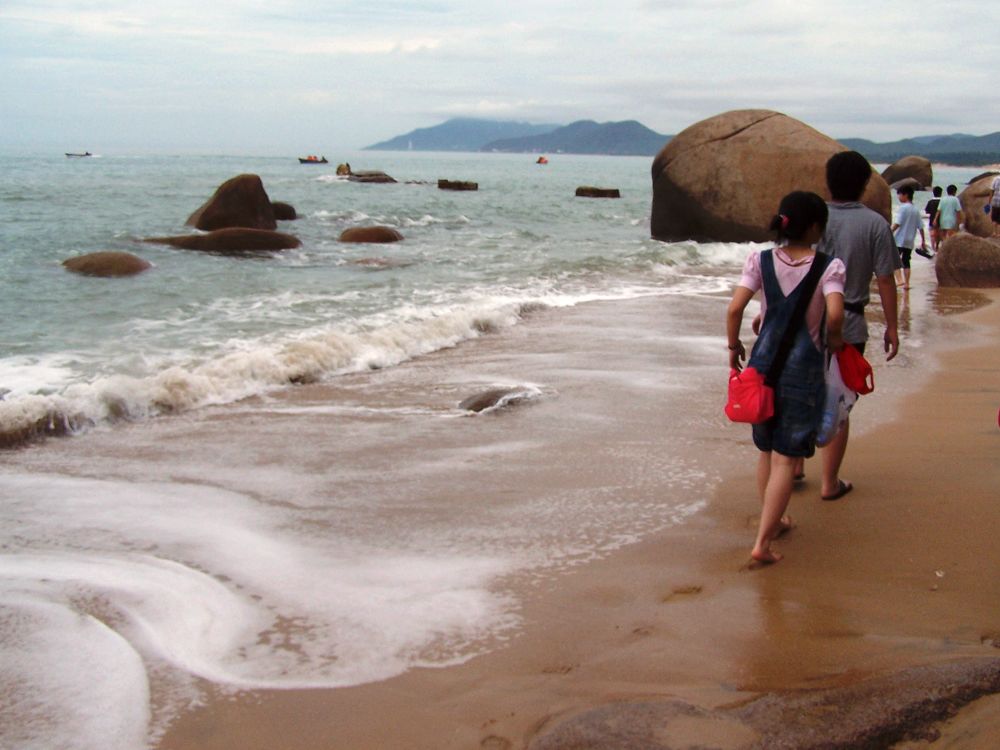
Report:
724,367,774,424
837,344,874,394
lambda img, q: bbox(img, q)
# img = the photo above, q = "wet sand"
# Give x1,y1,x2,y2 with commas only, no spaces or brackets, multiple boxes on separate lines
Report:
152,269,1000,748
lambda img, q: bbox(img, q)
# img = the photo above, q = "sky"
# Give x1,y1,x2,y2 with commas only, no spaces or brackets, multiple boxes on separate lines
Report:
2,0,998,155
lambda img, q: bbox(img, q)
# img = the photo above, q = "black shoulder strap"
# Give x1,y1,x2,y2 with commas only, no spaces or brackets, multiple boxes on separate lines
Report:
765,251,830,386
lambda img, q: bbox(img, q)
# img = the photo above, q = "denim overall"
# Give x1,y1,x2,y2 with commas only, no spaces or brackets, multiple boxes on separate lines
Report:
748,250,830,457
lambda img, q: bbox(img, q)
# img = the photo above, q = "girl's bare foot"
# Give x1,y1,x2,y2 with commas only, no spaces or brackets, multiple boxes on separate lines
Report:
750,547,783,565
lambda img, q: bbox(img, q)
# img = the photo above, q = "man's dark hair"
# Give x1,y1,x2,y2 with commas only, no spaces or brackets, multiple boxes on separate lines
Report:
826,150,873,202
896,185,915,200
932,186,943,197
946,184,958,195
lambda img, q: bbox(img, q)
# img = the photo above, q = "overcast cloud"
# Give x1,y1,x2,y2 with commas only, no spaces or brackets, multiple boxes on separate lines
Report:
1,0,996,154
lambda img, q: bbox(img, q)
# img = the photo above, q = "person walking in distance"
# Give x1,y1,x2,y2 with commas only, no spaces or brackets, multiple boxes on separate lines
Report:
891,184,927,289
923,186,942,254
933,184,964,242
816,151,900,501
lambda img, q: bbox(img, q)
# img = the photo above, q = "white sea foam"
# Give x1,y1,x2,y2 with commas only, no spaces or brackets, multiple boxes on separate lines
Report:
0,283,692,442
0,472,519,749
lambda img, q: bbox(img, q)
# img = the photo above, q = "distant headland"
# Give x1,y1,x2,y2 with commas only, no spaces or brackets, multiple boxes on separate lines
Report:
365,117,1000,163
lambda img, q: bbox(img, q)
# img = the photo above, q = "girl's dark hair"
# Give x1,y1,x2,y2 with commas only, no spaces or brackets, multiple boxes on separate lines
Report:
769,191,828,242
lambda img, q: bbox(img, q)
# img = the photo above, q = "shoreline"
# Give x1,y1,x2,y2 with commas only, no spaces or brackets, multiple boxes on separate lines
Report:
156,276,1000,748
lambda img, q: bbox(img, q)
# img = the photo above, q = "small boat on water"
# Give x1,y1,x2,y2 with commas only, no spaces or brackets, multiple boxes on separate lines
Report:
536,156,549,164
299,155,328,164
66,151,93,158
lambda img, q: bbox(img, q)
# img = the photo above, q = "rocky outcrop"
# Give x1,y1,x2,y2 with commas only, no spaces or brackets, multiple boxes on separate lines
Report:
145,228,301,253
959,175,997,238
935,234,1000,287
338,226,403,243
438,179,478,191
186,174,277,231
348,171,397,184
62,251,152,277
881,156,933,189
530,658,1000,750
271,201,297,220
650,110,891,242
576,186,621,198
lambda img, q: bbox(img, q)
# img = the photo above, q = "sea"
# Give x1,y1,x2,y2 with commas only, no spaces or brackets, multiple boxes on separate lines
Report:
0,150,984,749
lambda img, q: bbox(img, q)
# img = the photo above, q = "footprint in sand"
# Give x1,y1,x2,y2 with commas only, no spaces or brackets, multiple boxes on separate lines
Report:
662,584,703,602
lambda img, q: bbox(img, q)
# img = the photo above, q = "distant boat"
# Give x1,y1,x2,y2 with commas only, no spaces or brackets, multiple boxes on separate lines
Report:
66,151,92,158
299,156,328,164
536,156,549,164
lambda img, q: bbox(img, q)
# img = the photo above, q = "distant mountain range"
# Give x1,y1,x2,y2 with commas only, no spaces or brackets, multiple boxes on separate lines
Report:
840,132,1000,166
365,117,1000,164
365,118,671,156
364,118,561,152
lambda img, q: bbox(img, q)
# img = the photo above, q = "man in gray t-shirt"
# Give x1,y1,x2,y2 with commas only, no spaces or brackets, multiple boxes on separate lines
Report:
814,151,900,502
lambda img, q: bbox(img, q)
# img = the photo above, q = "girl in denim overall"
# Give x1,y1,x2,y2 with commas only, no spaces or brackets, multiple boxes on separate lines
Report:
726,192,846,564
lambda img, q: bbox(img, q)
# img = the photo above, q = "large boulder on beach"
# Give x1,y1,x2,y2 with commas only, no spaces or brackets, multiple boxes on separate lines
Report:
650,109,891,242
338,226,403,243
881,156,932,189
62,251,152,277
959,175,996,238
186,174,277,231
145,228,301,253
935,234,1000,287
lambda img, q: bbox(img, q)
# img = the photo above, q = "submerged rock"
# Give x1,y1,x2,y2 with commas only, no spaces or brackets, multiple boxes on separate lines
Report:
881,155,932,190
348,170,397,184
936,234,1000,287
338,226,404,243
438,179,479,191
576,186,621,198
62,251,152,277
650,109,890,242
459,388,532,413
145,228,301,253
186,173,277,231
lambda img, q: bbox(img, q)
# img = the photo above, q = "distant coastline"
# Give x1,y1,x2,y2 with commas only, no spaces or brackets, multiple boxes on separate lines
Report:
365,117,1000,164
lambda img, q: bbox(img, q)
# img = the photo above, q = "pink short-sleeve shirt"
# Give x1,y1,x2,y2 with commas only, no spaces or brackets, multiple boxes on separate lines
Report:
738,248,846,349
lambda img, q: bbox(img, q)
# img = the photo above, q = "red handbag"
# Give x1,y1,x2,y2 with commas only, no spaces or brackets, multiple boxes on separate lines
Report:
837,344,874,394
725,367,774,423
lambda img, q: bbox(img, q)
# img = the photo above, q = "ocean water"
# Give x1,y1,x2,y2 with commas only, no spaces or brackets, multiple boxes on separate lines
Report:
0,150,752,439
0,151,982,749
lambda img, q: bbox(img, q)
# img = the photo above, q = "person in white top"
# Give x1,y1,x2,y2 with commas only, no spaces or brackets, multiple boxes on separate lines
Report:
890,185,927,289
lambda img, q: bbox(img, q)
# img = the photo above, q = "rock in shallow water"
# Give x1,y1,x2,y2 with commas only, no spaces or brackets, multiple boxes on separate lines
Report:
185,173,277,231
62,251,152,277
529,658,1000,750
145,228,301,253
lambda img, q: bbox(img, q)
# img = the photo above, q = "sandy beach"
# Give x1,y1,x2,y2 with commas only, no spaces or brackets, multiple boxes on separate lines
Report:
137,264,1000,749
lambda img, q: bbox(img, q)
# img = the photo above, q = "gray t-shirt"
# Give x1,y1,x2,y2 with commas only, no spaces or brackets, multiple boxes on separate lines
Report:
817,202,899,344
